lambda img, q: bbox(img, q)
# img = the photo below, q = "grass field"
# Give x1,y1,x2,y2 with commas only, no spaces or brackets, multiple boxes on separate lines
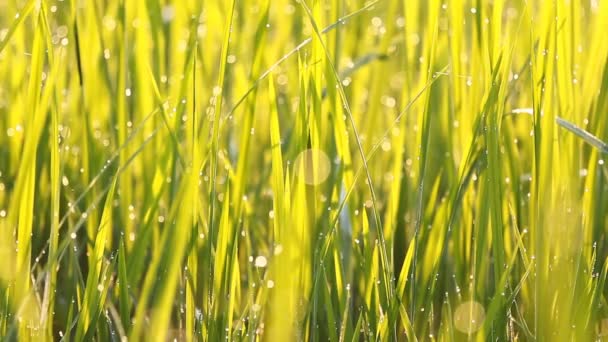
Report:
1,0,608,340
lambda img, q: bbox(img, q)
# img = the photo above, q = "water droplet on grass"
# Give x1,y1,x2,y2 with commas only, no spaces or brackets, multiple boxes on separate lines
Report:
161,5,175,23
254,256,267,268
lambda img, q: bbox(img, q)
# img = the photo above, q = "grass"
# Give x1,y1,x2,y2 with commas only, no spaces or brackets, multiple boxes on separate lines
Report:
1,0,608,340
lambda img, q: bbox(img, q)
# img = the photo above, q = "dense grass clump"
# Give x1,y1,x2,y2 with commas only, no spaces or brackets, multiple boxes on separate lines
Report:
2,0,608,340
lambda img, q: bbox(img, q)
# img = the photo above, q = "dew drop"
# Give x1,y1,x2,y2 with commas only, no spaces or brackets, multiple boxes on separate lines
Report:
254,256,267,268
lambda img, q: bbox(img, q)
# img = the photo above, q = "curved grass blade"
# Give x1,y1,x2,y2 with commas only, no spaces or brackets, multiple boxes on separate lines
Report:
508,108,608,153
298,0,393,307
555,116,608,154
0,0,37,54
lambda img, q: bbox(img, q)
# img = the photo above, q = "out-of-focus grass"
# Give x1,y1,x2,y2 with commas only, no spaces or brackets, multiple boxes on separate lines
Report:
1,0,608,341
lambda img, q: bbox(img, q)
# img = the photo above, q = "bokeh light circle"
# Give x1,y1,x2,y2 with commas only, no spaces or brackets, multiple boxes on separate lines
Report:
294,149,331,185
453,300,485,334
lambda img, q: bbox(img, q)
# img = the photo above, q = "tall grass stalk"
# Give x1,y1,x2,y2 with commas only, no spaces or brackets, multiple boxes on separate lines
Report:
1,0,608,340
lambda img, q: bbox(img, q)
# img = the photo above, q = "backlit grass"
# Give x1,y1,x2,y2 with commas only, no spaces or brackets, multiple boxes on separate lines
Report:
1,0,608,340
